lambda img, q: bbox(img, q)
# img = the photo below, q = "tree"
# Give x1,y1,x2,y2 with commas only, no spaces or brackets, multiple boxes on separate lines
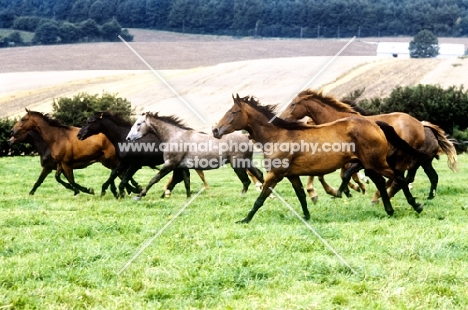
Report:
59,22,82,43
33,21,60,44
78,18,101,41
101,19,122,42
409,29,439,58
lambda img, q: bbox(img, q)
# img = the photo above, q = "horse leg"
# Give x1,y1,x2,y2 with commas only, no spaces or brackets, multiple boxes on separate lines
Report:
59,164,93,195
306,176,318,204
29,166,51,195
422,160,438,200
118,165,141,198
393,169,423,213
364,169,394,216
237,171,283,224
101,163,126,197
351,172,366,194
371,178,393,204
195,169,210,189
162,169,191,198
337,162,363,198
124,177,142,195
247,166,264,191
135,165,174,200
287,175,310,220
233,167,251,196
317,175,339,197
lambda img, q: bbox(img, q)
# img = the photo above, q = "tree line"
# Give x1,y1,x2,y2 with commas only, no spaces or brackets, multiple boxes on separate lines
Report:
1,0,468,38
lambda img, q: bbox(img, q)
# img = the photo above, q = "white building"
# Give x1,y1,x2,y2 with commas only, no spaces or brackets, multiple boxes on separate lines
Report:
377,42,465,59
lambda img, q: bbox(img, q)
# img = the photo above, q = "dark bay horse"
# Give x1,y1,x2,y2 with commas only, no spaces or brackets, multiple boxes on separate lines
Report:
8,129,95,195
126,112,264,200
280,90,457,201
77,112,211,198
212,94,426,223
10,110,138,196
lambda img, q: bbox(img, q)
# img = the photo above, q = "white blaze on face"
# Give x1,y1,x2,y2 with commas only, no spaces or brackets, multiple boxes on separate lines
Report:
126,114,147,141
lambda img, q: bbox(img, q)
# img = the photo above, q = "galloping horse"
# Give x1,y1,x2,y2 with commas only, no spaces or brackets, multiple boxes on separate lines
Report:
8,129,94,195
10,109,138,195
77,112,211,198
212,94,426,223
280,90,457,202
126,112,264,200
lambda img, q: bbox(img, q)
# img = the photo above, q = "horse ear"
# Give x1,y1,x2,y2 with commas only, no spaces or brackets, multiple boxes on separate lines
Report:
233,93,241,105
25,108,30,113
99,113,103,119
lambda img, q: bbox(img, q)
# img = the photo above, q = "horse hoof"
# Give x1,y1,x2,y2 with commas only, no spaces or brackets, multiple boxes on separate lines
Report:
29,191,35,196
236,218,250,224
311,196,318,204
303,215,310,221
386,209,394,216
134,196,141,201
415,204,423,213
88,188,95,195
371,200,380,205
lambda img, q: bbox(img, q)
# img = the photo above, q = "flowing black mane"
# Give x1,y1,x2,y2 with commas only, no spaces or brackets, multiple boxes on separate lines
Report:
241,96,311,130
30,111,70,129
146,112,194,131
96,111,133,127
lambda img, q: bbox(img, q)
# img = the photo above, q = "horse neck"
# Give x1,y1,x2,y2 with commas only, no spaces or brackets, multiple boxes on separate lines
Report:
99,118,129,145
148,118,183,142
29,117,66,147
243,109,283,144
305,99,355,124
28,131,49,156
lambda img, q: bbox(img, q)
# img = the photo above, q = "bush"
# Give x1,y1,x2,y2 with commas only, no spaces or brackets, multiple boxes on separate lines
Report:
52,92,133,127
356,84,468,136
0,118,35,157
78,18,101,41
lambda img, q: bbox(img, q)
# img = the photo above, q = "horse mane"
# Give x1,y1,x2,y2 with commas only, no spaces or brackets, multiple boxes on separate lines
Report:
29,111,70,129
297,89,360,115
240,96,312,130
96,111,133,127
146,112,194,131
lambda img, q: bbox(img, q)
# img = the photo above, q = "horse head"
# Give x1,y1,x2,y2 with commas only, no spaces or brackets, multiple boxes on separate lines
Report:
212,94,246,139
126,112,150,142
10,109,39,142
77,113,103,141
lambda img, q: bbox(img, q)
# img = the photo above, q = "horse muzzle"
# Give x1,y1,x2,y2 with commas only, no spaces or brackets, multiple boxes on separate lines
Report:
212,127,223,139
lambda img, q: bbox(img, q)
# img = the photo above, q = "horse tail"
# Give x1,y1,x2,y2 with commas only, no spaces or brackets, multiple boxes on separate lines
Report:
421,121,458,172
375,121,427,158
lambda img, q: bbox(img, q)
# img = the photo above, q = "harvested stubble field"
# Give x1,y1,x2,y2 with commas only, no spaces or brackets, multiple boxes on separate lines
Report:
1,29,467,130
1,29,468,309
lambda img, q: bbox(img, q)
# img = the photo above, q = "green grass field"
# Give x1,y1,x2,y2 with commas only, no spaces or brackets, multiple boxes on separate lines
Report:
0,154,467,309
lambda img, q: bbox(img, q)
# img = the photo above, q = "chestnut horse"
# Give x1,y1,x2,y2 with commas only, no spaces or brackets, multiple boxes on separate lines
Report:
212,94,426,223
10,110,138,196
280,90,457,201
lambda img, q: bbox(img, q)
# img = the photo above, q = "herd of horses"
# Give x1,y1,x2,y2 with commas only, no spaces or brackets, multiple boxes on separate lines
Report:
9,90,457,223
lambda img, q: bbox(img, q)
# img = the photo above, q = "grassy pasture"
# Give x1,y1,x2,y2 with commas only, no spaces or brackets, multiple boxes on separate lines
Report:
0,154,467,309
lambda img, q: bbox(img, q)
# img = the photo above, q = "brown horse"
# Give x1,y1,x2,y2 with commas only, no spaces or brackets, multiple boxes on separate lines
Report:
8,129,96,195
212,94,425,223
10,109,137,195
280,90,457,201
